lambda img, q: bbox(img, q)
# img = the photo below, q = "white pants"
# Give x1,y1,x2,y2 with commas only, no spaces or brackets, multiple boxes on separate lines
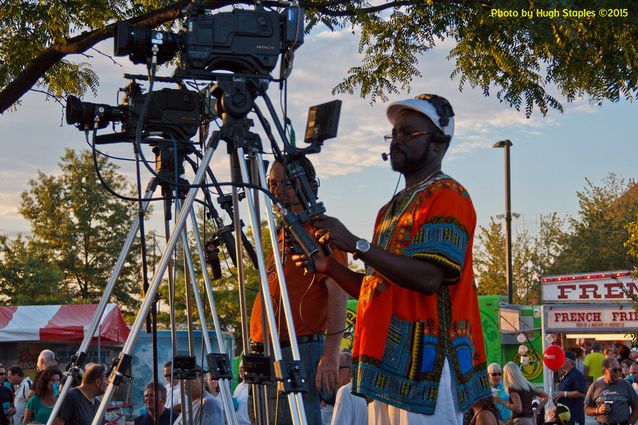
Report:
368,359,463,425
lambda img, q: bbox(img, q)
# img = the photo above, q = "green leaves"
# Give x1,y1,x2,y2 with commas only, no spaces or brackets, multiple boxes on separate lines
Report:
0,0,177,110
321,0,636,116
475,173,638,304
42,60,99,97
0,235,66,305
1,0,637,114
551,174,638,274
7,149,141,309
474,213,568,304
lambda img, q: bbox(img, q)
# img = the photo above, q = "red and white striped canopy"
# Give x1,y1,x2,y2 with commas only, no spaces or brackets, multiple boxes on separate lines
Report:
0,304,129,344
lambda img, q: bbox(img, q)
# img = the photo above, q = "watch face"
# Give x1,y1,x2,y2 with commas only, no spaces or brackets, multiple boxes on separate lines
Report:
356,239,370,253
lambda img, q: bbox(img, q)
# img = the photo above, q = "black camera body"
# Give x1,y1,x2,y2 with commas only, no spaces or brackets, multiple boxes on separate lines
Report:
183,6,281,75
126,87,201,139
66,84,202,141
115,3,304,77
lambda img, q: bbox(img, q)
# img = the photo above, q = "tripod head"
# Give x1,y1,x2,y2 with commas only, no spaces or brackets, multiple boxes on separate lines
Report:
152,138,196,182
211,76,265,119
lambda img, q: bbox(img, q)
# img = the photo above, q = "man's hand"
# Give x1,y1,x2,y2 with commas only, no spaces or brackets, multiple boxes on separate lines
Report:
598,402,611,415
313,215,358,253
291,245,331,274
316,351,339,394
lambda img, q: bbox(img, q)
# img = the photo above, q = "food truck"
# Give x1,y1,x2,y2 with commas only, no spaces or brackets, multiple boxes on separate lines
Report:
540,270,638,393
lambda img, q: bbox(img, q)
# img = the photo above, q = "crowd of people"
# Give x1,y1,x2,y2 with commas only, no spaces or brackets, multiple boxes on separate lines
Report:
0,350,254,425
0,350,110,425
476,343,638,425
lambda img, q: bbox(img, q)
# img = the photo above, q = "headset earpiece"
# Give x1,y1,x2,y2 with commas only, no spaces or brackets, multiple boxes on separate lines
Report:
415,94,455,130
309,177,319,196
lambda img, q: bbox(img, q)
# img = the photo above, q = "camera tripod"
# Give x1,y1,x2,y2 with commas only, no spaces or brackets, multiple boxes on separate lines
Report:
48,75,319,425
45,137,242,425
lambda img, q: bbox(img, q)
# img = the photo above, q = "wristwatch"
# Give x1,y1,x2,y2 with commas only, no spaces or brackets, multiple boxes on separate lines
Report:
354,239,371,256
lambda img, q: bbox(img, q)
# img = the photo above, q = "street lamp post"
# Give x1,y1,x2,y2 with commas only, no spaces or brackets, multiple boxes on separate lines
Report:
493,139,513,304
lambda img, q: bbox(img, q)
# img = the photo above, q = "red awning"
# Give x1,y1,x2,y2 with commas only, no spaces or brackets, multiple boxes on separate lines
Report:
0,304,129,344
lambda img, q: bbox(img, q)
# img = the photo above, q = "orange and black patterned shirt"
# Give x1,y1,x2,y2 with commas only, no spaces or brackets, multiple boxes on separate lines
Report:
351,172,491,414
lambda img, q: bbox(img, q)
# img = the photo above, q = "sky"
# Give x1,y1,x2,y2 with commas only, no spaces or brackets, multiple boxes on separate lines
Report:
1,17,637,252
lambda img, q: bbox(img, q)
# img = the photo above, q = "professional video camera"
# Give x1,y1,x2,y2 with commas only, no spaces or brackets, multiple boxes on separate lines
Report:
114,2,304,78
65,81,202,141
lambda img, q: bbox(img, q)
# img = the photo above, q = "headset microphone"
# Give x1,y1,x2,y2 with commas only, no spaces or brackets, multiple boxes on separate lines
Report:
381,152,390,161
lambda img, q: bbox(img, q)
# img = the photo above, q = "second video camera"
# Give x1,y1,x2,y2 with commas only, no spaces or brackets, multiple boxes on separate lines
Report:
66,82,202,141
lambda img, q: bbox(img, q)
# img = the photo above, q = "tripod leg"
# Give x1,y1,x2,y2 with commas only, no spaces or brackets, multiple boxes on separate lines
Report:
187,206,239,414
227,150,270,425
235,148,306,425
175,201,238,425
90,145,216,425
46,178,158,425
175,211,195,425
163,194,179,356
253,152,310,425
230,157,251,355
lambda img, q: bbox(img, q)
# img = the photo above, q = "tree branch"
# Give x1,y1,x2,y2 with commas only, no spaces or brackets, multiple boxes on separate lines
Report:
302,0,490,16
29,89,65,108
0,0,209,114
90,47,122,66
304,0,414,16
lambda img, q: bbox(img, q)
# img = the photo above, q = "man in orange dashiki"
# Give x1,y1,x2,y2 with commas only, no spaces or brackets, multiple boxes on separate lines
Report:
295,94,491,425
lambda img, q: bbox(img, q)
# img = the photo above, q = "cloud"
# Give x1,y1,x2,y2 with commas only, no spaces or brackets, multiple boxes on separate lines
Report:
0,193,20,216
261,29,567,177
564,100,600,114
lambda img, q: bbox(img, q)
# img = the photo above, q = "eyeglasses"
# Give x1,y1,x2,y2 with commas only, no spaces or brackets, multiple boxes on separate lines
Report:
0,373,5,376
490,373,502,376
630,371,638,375
608,368,622,373
384,127,440,143
164,374,171,378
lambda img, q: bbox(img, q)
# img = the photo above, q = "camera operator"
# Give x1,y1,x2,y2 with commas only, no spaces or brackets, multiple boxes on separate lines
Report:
585,358,638,425
292,94,491,424
249,156,348,425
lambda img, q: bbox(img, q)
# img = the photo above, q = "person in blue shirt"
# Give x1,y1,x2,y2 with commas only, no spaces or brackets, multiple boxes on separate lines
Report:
487,363,511,422
135,382,177,425
553,350,585,425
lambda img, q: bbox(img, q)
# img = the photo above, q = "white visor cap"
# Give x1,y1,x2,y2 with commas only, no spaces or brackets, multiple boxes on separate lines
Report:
386,97,454,139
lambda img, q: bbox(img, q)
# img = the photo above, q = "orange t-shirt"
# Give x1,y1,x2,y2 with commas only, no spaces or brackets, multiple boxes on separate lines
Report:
250,228,348,343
